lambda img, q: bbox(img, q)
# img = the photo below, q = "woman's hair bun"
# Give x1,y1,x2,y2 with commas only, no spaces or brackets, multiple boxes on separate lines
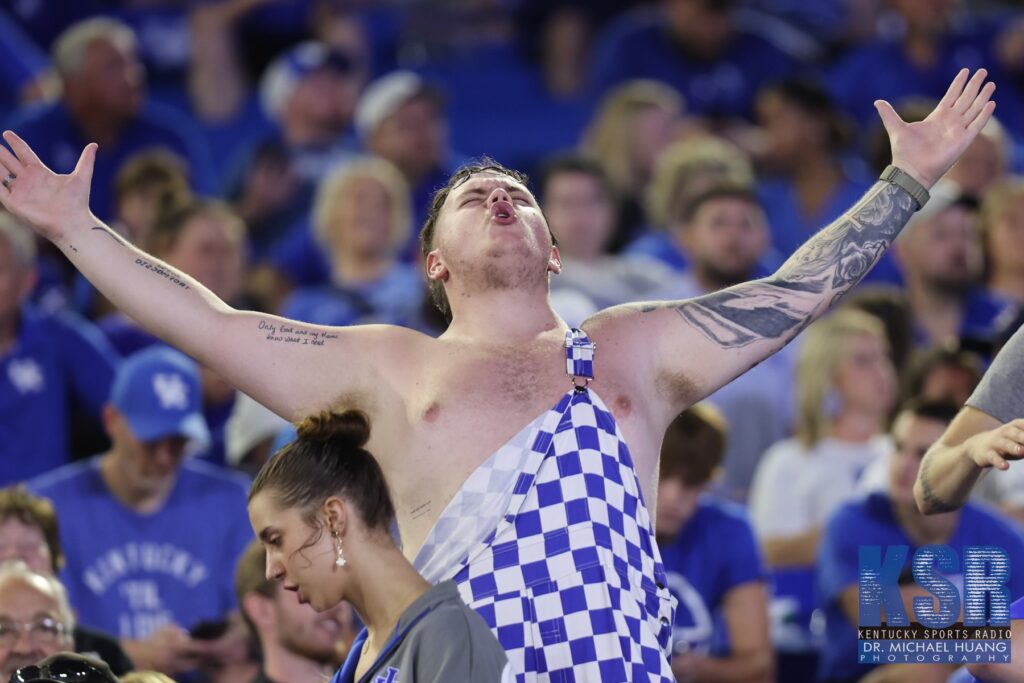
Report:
295,409,371,449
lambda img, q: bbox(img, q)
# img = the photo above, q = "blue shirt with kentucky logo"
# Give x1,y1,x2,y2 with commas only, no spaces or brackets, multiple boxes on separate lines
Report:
657,495,767,655
28,457,253,638
817,492,1024,682
0,305,118,485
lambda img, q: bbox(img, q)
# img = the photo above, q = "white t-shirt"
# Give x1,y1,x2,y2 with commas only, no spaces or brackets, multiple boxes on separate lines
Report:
749,435,892,539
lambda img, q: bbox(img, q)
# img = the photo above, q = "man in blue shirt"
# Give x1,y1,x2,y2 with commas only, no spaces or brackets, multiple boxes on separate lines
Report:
656,405,773,682
0,214,117,485
817,399,1024,683
591,0,795,121
6,17,214,221
28,347,254,679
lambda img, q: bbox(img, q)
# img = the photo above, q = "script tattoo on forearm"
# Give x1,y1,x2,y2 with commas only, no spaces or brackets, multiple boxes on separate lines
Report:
258,320,339,347
665,182,916,349
917,450,960,513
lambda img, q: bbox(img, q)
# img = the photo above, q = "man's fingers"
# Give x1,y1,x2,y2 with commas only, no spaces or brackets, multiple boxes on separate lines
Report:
2,130,42,166
952,68,988,113
965,100,997,138
874,99,902,134
961,81,996,124
938,68,971,109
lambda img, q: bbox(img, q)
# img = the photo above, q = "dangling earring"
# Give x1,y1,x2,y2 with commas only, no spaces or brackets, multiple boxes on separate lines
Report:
333,530,346,568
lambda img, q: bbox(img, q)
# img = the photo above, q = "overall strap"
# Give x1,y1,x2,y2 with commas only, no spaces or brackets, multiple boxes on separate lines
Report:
564,328,595,391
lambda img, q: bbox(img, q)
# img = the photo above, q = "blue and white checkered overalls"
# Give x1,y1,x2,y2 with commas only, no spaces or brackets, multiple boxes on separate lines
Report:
414,329,676,682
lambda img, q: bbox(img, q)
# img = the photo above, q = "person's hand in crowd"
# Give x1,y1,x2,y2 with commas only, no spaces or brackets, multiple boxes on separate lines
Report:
670,651,708,683
122,625,215,676
876,68,996,189
959,418,1024,471
198,612,251,671
0,130,96,241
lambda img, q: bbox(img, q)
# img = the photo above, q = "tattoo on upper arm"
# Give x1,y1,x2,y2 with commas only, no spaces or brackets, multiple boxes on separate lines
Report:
661,182,916,349
918,451,960,514
258,320,339,347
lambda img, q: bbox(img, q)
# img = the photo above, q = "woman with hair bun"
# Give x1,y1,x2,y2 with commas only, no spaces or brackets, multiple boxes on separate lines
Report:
247,410,508,683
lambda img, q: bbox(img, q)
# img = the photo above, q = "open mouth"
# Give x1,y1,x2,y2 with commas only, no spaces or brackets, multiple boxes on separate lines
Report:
490,200,517,225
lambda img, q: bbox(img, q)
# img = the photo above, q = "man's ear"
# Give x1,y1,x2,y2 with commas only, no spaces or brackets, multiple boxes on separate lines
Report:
548,245,562,275
242,592,274,631
425,250,449,283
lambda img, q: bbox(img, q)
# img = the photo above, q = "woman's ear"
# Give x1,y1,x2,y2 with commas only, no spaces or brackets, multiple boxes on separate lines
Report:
322,496,348,536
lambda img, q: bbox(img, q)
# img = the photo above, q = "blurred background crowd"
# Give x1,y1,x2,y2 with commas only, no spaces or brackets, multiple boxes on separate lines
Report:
1,0,1024,682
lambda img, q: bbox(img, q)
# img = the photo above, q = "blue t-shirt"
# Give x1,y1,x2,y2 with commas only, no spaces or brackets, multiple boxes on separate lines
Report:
280,265,425,329
591,8,795,120
817,492,1024,683
6,101,215,221
28,457,252,639
965,595,1024,683
658,496,767,655
0,305,118,485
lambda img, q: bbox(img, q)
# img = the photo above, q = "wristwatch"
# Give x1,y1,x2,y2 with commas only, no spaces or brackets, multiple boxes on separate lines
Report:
880,165,930,211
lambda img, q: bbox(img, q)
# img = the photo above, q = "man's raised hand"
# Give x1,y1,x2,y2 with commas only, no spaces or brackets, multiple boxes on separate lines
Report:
0,130,97,241
875,68,996,190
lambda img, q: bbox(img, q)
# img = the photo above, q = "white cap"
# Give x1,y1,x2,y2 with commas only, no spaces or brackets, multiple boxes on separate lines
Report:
225,392,290,466
355,70,433,139
260,41,356,121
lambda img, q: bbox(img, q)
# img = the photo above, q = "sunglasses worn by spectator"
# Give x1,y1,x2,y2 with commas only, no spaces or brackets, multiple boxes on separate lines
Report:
0,617,66,647
10,656,113,683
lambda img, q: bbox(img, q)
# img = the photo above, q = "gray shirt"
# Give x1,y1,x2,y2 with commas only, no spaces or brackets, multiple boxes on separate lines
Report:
966,322,1024,423
336,581,508,683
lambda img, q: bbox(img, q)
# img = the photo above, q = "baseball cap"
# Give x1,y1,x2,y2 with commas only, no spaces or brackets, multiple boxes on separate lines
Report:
11,652,118,683
261,41,357,120
109,346,210,448
355,70,438,140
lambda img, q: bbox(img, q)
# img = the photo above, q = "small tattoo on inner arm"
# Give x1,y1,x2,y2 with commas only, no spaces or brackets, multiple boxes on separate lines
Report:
91,225,130,248
918,451,959,513
257,319,339,347
410,501,433,519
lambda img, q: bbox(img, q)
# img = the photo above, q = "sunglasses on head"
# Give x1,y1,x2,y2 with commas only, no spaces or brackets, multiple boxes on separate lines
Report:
10,656,114,683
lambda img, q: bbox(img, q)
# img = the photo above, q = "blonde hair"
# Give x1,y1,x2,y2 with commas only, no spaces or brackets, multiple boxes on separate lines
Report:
120,673,176,683
795,310,887,448
583,80,683,195
313,157,412,256
52,17,136,78
980,175,1024,240
0,560,75,633
0,211,37,269
645,136,755,228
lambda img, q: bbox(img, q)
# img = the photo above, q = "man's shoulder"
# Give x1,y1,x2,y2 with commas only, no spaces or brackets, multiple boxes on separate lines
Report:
958,501,1024,548
28,457,101,498
178,459,251,497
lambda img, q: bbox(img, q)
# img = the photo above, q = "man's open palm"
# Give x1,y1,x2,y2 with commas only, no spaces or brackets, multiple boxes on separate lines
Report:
0,130,96,240
876,68,996,189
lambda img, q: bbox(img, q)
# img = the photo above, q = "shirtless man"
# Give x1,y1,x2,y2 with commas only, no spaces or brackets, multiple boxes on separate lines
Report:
0,69,996,682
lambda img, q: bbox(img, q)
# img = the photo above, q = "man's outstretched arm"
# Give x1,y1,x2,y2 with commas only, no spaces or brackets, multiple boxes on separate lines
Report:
0,130,405,421
591,68,996,415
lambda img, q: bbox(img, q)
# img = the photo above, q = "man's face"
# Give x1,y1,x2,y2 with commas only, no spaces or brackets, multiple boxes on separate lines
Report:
541,172,612,261
0,577,72,681
161,212,245,304
106,409,188,497
901,206,981,293
73,38,144,121
680,197,768,287
426,172,559,299
370,97,445,181
889,413,948,506
655,475,701,541
985,195,1024,276
289,68,361,134
0,237,33,322
272,585,351,666
0,520,53,576
665,0,734,60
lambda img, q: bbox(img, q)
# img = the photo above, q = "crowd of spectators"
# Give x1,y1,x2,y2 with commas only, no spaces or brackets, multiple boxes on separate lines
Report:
2,1,1024,682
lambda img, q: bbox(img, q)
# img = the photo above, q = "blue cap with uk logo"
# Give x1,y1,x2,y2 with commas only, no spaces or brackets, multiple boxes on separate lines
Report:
109,346,210,447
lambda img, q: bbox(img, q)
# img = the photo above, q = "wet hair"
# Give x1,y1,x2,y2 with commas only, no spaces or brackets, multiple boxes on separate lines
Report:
249,410,396,534
419,157,557,320
0,486,63,573
659,404,727,488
